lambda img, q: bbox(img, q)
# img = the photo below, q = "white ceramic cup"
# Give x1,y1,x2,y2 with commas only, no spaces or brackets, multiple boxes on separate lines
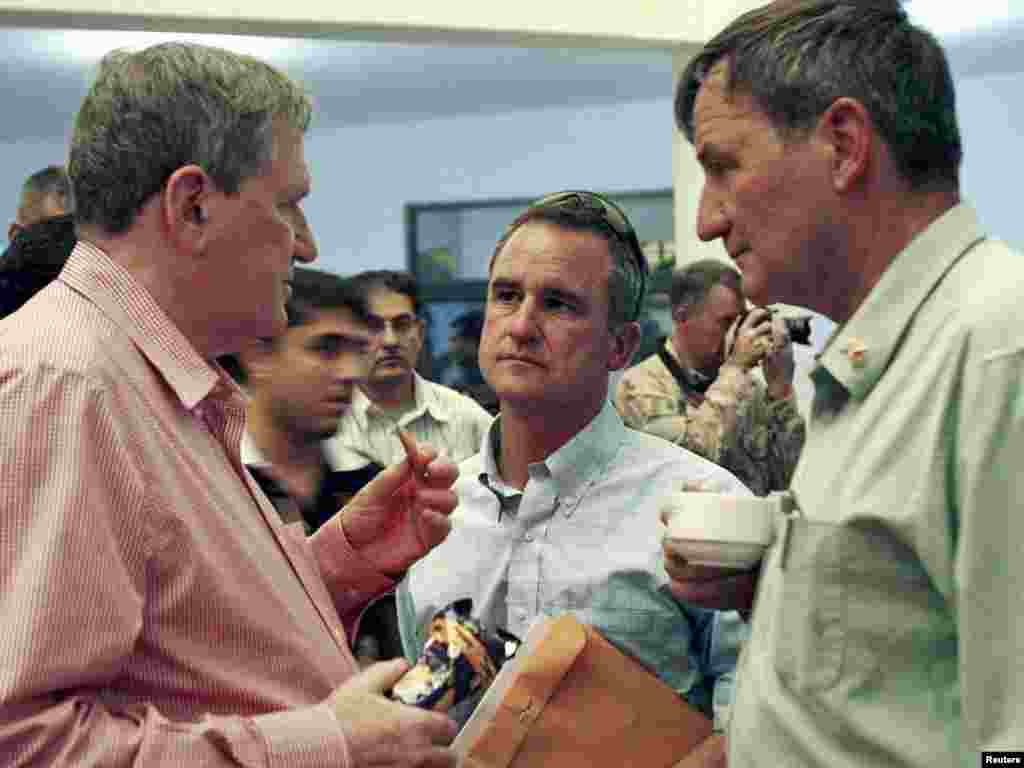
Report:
661,492,782,569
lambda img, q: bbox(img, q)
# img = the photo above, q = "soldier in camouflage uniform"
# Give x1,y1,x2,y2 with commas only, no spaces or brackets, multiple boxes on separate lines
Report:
614,259,804,495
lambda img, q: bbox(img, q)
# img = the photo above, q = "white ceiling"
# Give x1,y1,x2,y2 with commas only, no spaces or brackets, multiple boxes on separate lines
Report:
0,12,1022,144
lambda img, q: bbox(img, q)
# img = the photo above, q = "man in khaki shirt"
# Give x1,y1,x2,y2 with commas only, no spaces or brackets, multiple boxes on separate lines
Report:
615,259,804,495
666,1,1024,766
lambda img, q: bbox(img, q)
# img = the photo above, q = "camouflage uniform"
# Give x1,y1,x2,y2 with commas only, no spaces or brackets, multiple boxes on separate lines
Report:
615,338,805,496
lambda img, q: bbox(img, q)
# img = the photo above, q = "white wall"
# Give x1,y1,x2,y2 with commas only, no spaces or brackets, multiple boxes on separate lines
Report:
3,137,71,217
1,98,673,272
3,68,1021,272
956,71,1024,251
301,97,674,275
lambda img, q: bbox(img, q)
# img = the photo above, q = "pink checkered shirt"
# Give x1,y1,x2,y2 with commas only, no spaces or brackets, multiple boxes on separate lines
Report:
0,242,397,766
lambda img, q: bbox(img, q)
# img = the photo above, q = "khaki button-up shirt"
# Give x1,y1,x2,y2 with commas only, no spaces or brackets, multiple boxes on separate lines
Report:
728,204,1024,767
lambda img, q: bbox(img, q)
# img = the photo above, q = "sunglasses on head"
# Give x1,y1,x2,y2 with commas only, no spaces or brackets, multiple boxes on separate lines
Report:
528,190,648,321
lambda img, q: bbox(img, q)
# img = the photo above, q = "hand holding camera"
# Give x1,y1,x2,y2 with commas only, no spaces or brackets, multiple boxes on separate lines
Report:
726,308,776,371
727,307,806,400
761,314,796,400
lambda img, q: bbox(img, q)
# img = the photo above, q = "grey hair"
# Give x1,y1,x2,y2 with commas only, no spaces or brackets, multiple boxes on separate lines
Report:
676,0,961,192
69,42,312,234
489,208,645,330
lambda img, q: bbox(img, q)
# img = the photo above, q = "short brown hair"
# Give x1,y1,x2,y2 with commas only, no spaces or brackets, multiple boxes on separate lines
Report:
490,199,645,329
676,0,961,192
670,259,743,318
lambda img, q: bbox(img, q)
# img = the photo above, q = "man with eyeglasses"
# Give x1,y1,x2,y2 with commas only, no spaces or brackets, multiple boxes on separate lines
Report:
397,191,751,749
324,270,494,664
325,269,493,485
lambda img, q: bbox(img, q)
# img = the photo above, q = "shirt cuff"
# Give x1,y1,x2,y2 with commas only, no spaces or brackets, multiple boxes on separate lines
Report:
256,701,351,768
311,517,397,600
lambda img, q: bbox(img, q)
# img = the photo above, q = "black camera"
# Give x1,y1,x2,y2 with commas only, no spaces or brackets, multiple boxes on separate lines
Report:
737,307,813,346
782,314,813,346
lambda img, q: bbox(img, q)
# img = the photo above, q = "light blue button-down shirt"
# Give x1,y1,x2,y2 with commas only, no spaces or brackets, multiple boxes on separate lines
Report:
398,398,751,721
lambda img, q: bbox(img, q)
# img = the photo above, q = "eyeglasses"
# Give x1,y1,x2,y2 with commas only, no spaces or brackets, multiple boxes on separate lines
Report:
528,190,648,321
369,313,421,339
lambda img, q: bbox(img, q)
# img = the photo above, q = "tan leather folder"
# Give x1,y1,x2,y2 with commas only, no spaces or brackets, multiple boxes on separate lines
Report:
454,613,714,768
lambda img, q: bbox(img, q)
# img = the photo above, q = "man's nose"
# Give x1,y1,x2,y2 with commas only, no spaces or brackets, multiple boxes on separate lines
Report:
379,323,401,347
506,297,541,341
696,184,730,243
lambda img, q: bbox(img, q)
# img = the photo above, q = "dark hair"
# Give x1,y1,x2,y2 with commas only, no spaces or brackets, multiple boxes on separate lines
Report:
69,42,312,234
286,267,370,328
350,270,421,316
676,0,962,192
0,213,77,318
19,166,74,218
217,268,369,385
671,259,743,318
489,204,644,329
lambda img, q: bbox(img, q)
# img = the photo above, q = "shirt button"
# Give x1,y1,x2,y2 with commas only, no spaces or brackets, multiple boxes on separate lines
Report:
524,533,534,542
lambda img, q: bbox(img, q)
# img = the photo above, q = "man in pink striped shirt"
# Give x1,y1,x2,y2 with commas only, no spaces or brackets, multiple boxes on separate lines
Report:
0,43,458,767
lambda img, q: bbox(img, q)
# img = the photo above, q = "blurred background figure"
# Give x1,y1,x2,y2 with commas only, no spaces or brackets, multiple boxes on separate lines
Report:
0,213,76,319
437,308,498,415
326,269,492,475
325,269,492,666
8,165,73,242
615,259,804,496
231,267,379,533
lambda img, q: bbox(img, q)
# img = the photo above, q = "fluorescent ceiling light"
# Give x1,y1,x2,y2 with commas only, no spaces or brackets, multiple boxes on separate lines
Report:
33,29,302,66
904,0,1015,38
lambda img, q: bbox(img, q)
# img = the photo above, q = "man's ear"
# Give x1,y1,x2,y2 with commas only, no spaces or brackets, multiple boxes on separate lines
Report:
609,321,642,372
162,165,215,254
818,97,872,194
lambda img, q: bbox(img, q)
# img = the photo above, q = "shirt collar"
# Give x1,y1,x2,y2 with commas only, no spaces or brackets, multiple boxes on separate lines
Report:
816,203,985,402
59,241,222,411
478,398,625,502
240,429,270,467
661,336,714,393
359,372,451,426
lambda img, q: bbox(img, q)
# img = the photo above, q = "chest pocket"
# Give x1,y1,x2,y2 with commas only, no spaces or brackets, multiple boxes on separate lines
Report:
770,516,944,695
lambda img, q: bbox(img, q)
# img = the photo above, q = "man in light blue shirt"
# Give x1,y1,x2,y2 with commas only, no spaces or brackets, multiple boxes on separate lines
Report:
398,191,750,732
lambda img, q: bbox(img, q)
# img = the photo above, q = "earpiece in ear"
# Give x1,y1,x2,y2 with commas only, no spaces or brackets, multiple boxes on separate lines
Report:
193,206,206,225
